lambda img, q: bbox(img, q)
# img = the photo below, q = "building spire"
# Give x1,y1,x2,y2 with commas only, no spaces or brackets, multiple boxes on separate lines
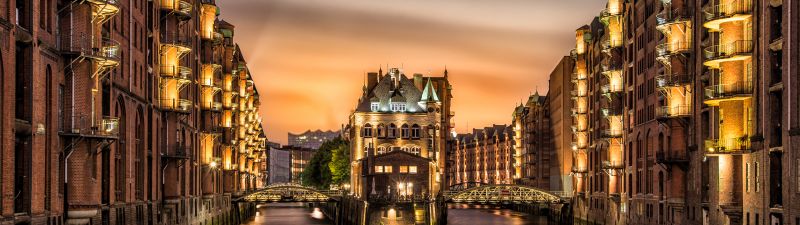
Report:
444,65,448,78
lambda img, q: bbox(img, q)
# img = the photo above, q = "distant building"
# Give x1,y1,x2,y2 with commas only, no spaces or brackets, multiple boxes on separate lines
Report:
452,125,515,186
268,145,292,185
288,130,341,149
281,145,316,184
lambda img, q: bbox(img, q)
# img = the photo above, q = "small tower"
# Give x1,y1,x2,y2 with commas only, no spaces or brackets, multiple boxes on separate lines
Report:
419,78,441,113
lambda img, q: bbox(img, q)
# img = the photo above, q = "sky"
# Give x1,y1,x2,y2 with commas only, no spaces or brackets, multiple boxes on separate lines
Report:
215,0,607,145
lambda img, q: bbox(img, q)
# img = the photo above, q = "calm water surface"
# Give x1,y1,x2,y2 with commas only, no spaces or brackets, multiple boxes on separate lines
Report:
241,203,553,225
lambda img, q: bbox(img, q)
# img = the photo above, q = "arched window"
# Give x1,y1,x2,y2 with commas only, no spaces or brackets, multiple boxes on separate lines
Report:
388,124,397,138
410,147,420,156
377,146,386,155
411,124,421,139
401,124,410,138
377,124,385,138
362,124,373,137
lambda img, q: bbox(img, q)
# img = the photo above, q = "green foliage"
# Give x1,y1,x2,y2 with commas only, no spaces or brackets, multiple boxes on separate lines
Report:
299,137,349,189
329,143,351,185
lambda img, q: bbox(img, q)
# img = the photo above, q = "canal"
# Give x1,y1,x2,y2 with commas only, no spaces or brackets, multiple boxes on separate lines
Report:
241,203,554,225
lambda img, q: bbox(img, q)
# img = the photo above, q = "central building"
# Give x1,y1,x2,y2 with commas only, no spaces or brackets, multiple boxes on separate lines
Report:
347,68,453,201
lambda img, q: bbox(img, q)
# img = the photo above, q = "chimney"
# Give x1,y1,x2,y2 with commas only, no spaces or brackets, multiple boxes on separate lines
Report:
413,73,424,90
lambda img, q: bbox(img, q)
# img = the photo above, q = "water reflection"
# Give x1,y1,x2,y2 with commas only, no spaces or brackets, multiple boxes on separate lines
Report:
242,203,333,225
447,204,552,225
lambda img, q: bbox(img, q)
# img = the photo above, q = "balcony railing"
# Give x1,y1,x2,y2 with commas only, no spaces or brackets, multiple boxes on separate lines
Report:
86,0,121,23
601,160,624,169
655,105,691,119
703,0,753,23
656,73,692,88
571,89,588,97
160,65,192,79
601,129,624,138
601,84,624,94
571,71,587,81
601,39,624,51
656,151,689,164
704,81,753,102
656,42,692,57
61,34,121,64
571,107,588,115
571,166,588,174
160,0,193,19
705,137,752,154
62,115,119,138
160,98,193,114
704,40,753,62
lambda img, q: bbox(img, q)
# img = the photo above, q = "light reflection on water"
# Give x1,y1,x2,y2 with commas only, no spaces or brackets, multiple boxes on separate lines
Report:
447,204,553,225
241,203,553,225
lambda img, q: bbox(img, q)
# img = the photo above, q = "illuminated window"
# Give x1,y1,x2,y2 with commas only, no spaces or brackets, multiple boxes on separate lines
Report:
399,166,408,173
409,166,418,174
391,103,406,112
388,124,397,138
362,124,373,137
377,147,386,155
411,125,421,138
375,166,384,173
385,166,393,173
401,124,410,138
755,162,760,192
410,147,420,155
371,102,379,112
745,163,750,192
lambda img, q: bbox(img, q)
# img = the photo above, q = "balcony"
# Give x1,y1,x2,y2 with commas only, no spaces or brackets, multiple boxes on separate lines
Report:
160,98,193,114
655,105,691,120
703,81,753,105
601,129,623,139
571,166,588,174
656,151,689,164
571,107,587,115
601,160,624,170
62,35,121,69
599,8,622,25
86,0,121,23
703,40,753,68
160,0,193,20
202,101,223,112
705,137,752,155
570,89,588,97
571,71,587,81
601,39,624,51
601,84,624,95
656,42,691,59
656,73,691,88
61,115,119,139
160,65,192,79
703,0,753,31
656,8,690,27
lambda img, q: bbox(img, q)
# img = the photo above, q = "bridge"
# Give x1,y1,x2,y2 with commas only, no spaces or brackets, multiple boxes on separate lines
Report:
242,183,343,203
443,184,568,204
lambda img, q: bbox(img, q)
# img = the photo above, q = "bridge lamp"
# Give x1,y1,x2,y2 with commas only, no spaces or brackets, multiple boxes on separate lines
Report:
209,161,218,169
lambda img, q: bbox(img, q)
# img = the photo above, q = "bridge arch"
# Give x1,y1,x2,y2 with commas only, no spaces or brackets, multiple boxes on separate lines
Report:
445,184,566,204
243,183,341,202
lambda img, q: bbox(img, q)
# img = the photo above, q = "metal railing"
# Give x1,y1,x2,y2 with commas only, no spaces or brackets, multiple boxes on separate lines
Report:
61,33,121,62
656,42,692,57
160,98,193,113
160,0,193,17
571,89,588,97
601,160,624,169
704,40,753,61
62,115,119,137
704,81,753,101
601,84,624,94
656,105,692,118
160,65,191,79
602,39,624,51
602,129,623,138
656,151,688,163
703,0,753,22
656,73,692,88
705,137,751,154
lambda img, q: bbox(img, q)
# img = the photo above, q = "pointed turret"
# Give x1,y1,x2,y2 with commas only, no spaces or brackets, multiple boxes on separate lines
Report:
420,78,440,102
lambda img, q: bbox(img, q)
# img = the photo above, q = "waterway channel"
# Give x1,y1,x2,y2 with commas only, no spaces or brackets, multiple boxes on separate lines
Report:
241,203,556,225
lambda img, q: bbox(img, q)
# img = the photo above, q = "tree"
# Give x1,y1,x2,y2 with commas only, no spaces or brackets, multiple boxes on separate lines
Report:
329,143,350,185
299,137,349,189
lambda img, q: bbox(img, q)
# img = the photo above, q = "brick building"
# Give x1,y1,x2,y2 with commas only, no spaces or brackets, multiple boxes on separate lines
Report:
345,68,453,201
451,125,515,187
1,0,267,224
561,0,800,224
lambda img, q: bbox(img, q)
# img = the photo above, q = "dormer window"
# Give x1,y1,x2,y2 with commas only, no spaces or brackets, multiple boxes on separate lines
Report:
371,102,379,112
391,103,406,112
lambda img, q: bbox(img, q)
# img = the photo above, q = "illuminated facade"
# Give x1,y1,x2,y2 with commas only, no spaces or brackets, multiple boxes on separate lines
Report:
452,125,515,186
0,0,267,224
346,68,453,200
562,0,799,224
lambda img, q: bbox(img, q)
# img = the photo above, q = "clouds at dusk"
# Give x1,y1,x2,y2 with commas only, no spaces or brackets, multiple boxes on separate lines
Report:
215,0,606,144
